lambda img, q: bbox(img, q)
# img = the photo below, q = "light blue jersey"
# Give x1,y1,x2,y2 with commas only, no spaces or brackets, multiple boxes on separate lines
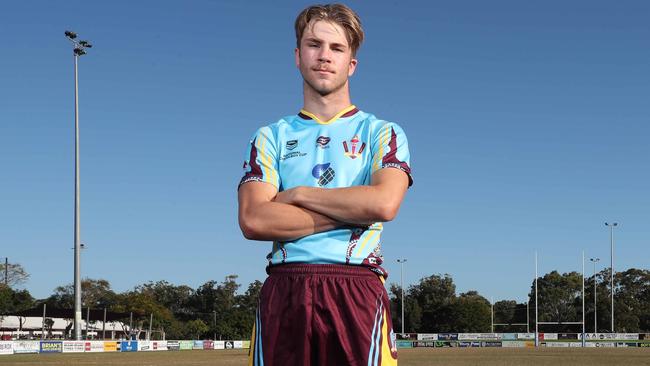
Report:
239,106,412,277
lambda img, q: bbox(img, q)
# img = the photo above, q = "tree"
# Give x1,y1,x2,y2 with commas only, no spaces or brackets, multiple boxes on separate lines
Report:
0,262,30,288
0,286,34,315
409,274,457,332
45,278,117,309
452,291,491,332
186,319,209,340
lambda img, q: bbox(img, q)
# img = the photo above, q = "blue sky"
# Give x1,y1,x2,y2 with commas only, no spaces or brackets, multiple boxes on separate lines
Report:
1,1,648,302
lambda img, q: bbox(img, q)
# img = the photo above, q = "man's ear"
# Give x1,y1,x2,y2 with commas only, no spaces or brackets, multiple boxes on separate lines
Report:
295,47,301,69
348,58,358,77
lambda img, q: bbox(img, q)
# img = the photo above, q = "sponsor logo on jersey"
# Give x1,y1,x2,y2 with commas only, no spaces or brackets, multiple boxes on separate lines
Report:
286,140,298,150
342,135,366,159
316,136,330,148
312,163,335,186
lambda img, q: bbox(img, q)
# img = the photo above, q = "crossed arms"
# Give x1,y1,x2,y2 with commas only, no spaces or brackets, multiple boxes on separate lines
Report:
238,168,410,242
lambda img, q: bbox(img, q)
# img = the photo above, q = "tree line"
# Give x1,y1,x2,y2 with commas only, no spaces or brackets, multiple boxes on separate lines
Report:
1,262,649,339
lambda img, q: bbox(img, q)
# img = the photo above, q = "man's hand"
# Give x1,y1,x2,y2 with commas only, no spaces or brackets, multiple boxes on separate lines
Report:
273,187,301,205
238,182,341,241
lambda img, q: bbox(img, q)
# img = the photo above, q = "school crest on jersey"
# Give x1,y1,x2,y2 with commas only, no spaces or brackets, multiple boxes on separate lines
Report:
342,135,366,159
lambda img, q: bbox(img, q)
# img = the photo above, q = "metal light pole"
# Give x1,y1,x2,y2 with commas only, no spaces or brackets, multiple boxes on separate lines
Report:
65,30,92,341
590,258,600,333
490,297,494,333
397,259,407,334
581,251,585,347
605,222,617,333
534,251,538,348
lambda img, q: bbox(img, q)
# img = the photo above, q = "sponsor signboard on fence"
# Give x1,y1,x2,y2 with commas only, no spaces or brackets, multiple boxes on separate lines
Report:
138,341,152,351
180,340,193,350
13,341,40,354
103,341,119,352
192,341,204,350
438,333,458,341
121,341,138,352
417,334,438,341
242,341,251,349
558,333,578,340
167,341,180,351
225,341,235,349
85,341,104,352
397,333,418,340
153,341,168,351
482,341,502,347
516,333,534,340
459,333,500,340
63,341,85,353
544,342,570,348
414,341,436,347
203,340,214,350
581,333,616,340
616,333,639,340
502,341,525,348
396,340,413,349
214,341,225,350
40,341,63,353
234,341,243,349
543,333,559,340
503,333,516,341
639,342,650,347
0,341,13,355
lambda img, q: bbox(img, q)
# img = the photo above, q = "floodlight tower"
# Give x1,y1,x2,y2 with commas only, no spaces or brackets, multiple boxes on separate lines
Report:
590,258,600,332
397,259,407,334
65,30,92,341
605,222,617,333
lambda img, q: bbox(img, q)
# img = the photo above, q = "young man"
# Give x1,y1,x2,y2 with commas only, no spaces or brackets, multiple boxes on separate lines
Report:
238,4,412,365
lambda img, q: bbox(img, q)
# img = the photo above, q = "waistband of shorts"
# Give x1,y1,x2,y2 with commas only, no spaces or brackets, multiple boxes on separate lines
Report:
267,264,379,278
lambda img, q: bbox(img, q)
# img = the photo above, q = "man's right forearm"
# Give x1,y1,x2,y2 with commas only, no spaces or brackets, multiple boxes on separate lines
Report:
239,201,341,242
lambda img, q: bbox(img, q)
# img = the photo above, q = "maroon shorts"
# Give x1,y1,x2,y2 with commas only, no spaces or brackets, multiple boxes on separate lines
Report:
249,264,398,366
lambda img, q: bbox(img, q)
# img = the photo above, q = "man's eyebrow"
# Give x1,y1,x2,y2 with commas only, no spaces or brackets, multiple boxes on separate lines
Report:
303,37,348,49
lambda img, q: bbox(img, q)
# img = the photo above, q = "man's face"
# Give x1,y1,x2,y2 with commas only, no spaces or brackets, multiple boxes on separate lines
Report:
295,20,358,97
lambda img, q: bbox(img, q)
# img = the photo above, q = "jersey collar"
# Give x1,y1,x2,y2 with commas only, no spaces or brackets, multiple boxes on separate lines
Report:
298,105,359,125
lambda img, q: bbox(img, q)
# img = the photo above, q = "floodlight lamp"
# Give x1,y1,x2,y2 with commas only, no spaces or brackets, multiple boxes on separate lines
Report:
74,48,86,56
79,40,92,48
65,30,77,39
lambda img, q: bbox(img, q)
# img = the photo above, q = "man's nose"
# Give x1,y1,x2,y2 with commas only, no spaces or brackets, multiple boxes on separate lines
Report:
317,47,332,62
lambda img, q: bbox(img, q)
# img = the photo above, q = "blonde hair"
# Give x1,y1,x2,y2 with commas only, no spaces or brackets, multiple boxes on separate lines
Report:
295,4,364,57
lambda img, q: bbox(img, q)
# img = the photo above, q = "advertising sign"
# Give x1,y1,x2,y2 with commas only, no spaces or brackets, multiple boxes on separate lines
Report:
396,333,418,340
214,341,225,350
502,341,525,348
417,334,438,341
138,341,152,351
414,341,436,348
180,340,193,350
152,341,167,351
438,333,458,341
459,341,481,347
640,334,650,340
202,340,214,350
639,343,650,347
234,341,243,349
434,341,452,347
224,341,234,349
544,342,569,348
40,341,63,353
396,340,413,349
558,333,577,340
242,341,251,349
503,333,517,341
516,333,534,340
459,333,500,340
481,341,502,347
594,342,615,348
120,341,138,352
103,341,119,352
616,333,639,340
0,341,13,355
86,341,104,353
193,341,204,350
63,341,85,353
13,341,40,354
167,341,180,351
543,333,559,340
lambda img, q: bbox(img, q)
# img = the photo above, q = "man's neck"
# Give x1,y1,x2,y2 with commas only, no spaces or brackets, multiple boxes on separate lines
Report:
302,82,353,122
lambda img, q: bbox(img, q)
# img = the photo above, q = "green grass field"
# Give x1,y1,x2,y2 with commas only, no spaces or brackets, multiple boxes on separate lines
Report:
1,348,649,366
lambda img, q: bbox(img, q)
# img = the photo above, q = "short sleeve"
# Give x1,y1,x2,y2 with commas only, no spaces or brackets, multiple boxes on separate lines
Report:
238,127,280,189
370,122,413,187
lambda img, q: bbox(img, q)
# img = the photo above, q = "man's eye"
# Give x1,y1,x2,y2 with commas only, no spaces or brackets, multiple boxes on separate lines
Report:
309,43,319,47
